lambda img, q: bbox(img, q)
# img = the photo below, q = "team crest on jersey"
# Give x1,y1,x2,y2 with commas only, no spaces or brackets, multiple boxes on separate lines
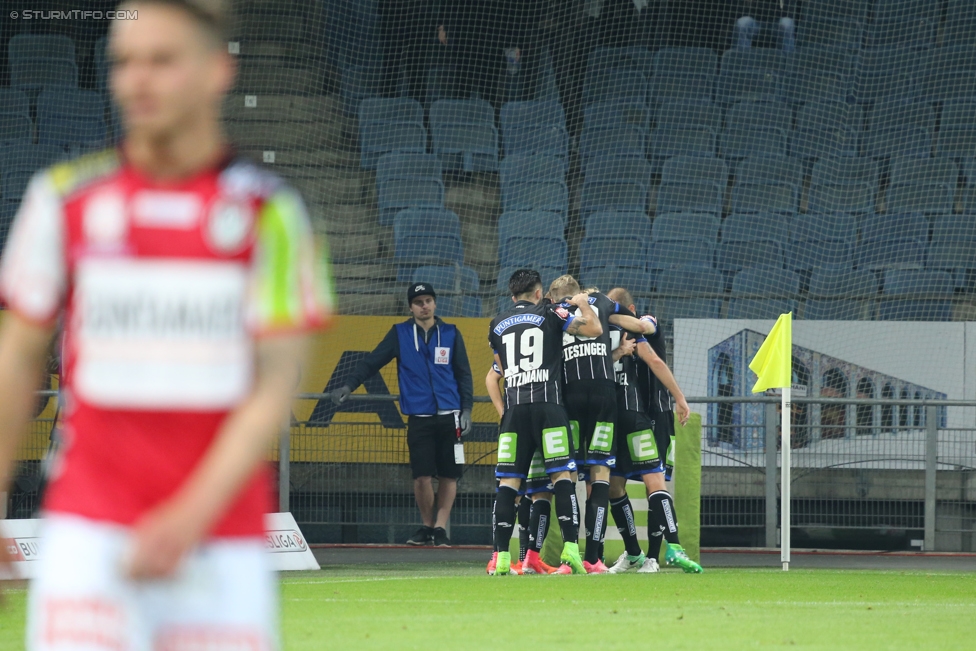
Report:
205,199,253,254
554,306,570,319
83,192,127,247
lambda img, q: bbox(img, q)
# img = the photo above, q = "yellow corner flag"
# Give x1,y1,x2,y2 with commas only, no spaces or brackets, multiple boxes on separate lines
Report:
749,312,793,393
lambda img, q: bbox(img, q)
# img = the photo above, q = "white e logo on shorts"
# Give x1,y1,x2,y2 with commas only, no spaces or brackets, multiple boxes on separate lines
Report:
542,427,569,458
628,431,658,462
435,347,450,365
497,432,516,463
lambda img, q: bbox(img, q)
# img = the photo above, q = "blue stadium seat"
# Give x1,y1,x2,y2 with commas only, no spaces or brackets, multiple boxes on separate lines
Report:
788,237,853,272
940,98,976,129
584,211,652,241
376,153,442,185
9,34,75,62
865,126,931,159
803,0,870,22
37,117,106,150
720,48,787,74
0,114,32,147
394,209,463,280
656,181,723,215
804,268,878,320
652,212,721,244
583,69,648,105
11,58,78,90
933,213,976,242
880,269,953,320
660,154,728,187
587,46,653,78
854,48,920,105
716,213,789,272
0,143,67,201
653,48,718,76
412,265,481,317
726,100,793,134
647,240,715,272
864,210,928,240
945,0,976,47
378,178,445,226
430,99,494,127
94,37,108,90
715,70,783,107
797,16,864,50
886,183,953,216
812,157,879,186
500,236,568,270
890,157,958,186
791,212,858,243
927,240,976,283
919,46,976,101
790,101,863,160
36,88,105,121
874,0,940,22
580,181,647,215
585,156,651,186
496,265,565,297
869,99,935,133
358,97,423,126
653,266,724,318
340,64,381,116
655,100,722,131
807,184,875,214
0,89,30,117
359,122,427,170
731,182,797,215
855,238,926,271
500,100,565,131
579,236,648,274
648,73,715,106
720,127,787,160
501,181,569,214
728,267,799,319
865,18,936,50
736,156,803,187
785,47,855,105
650,126,717,168
581,266,654,302
722,211,790,244
499,211,566,243
583,101,650,133
580,126,647,167
438,295,483,317
499,154,566,186
935,127,976,160
432,124,499,172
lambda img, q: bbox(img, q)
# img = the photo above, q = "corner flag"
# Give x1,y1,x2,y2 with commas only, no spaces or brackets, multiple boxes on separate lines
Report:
749,312,792,393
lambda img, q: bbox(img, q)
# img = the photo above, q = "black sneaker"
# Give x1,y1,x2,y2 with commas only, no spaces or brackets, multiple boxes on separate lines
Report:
406,526,433,546
432,527,452,547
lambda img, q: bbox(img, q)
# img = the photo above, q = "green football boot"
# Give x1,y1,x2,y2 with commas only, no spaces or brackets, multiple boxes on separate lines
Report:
665,544,703,573
560,542,586,574
495,551,512,575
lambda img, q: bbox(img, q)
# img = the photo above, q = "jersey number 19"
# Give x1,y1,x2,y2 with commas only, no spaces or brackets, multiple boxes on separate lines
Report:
502,327,543,374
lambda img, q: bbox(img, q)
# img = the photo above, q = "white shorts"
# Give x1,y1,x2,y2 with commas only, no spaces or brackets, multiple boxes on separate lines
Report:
27,515,279,651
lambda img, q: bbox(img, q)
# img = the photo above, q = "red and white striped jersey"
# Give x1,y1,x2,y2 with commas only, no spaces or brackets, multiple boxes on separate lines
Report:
0,148,334,537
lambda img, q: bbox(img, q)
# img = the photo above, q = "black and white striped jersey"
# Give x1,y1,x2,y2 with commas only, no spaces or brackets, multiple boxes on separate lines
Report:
489,300,574,407
561,293,630,384
610,325,645,412
637,315,673,415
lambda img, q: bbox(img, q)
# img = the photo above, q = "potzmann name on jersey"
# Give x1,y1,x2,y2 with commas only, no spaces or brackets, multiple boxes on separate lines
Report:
564,341,607,361
505,367,551,387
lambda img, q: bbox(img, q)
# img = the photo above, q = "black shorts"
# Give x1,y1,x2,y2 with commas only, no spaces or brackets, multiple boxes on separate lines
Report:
612,408,664,480
565,380,617,469
407,414,461,480
649,408,675,470
496,403,576,481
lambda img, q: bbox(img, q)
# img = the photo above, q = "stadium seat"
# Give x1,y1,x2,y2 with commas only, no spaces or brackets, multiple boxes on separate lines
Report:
720,48,787,75
580,126,647,168
36,88,106,121
653,266,724,319
376,153,442,185
874,0,940,22
10,58,78,90
940,98,976,131
944,0,976,46
37,117,107,150
579,236,648,274
583,100,650,133
866,17,936,49
808,184,876,215
499,236,568,270
864,126,932,159
726,100,792,134
796,17,864,50
655,100,722,132
580,181,647,216
653,47,719,76
720,127,787,160
660,155,728,187
650,126,717,169
648,73,715,106
785,47,855,105
501,181,569,214
393,207,460,241
790,101,863,160
927,240,976,284
430,99,494,127
869,99,936,134
812,157,879,187
880,269,953,321
587,46,653,78
498,211,566,244
378,178,445,226
582,68,648,105
499,154,567,186
854,48,919,105
585,156,652,187
728,266,799,319
714,69,783,107
803,0,870,23
804,267,878,320
359,97,423,125
0,89,30,118
500,101,566,131
935,127,976,160
582,266,654,303
9,34,75,62
855,238,926,271
716,212,790,272
652,212,721,245
647,240,715,272
359,122,427,170
412,265,481,317
890,157,958,187
656,181,723,216
0,114,32,147
730,182,797,215
500,101,569,157
496,265,565,298
94,36,108,90
722,211,790,244
432,124,499,172
736,155,803,188
584,211,652,241
789,212,858,272
886,184,953,216
933,213,976,243
791,211,858,244
863,211,929,241
919,46,976,101
394,209,463,281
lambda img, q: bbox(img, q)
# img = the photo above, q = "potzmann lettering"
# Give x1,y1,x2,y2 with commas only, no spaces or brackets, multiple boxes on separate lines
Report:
564,342,607,361
505,368,550,387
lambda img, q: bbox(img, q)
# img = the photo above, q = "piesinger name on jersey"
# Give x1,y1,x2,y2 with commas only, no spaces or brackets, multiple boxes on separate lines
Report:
505,367,550,387
564,342,607,361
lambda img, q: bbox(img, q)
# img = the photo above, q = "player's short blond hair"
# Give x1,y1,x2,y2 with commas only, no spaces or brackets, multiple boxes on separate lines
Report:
607,287,634,308
121,0,229,44
548,275,580,301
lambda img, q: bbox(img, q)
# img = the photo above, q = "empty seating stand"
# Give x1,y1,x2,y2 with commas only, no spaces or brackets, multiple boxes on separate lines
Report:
359,98,426,169
430,99,499,172
500,101,568,158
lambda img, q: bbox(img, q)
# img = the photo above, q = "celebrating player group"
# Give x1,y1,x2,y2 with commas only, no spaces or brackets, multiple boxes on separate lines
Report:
486,269,703,575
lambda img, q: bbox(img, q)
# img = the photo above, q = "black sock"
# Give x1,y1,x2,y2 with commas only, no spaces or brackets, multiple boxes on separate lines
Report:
491,490,498,552
552,479,579,544
583,497,594,558
517,497,531,562
610,494,643,557
648,490,679,559
529,498,551,552
585,481,610,563
493,486,519,553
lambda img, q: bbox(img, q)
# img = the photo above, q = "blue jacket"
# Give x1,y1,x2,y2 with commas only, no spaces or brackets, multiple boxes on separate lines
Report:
344,317,474,416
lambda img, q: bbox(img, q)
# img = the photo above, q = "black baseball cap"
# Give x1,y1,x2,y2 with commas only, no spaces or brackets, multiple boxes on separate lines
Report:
407,282,436,303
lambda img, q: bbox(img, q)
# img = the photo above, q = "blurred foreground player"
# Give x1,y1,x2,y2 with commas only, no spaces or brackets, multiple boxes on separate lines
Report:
0,0,334,647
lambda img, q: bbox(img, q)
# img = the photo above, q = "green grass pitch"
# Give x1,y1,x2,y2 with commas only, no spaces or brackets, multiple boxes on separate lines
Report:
2,564,974,650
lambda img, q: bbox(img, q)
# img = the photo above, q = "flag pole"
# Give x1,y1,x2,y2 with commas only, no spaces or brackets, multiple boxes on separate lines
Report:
781,385,791,571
